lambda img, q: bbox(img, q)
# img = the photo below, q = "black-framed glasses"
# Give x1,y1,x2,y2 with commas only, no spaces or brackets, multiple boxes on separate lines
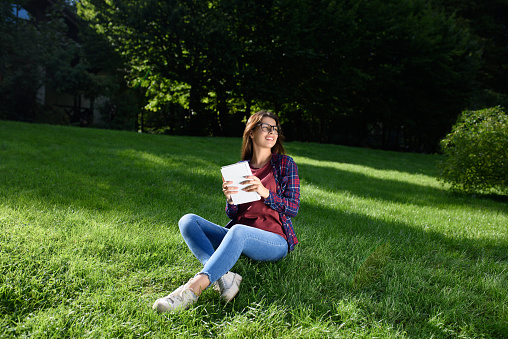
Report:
257,123,280,135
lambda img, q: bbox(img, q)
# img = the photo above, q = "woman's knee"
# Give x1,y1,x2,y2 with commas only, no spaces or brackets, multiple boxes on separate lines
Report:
178,213,199,233
225,225,254,244
227,224,249,237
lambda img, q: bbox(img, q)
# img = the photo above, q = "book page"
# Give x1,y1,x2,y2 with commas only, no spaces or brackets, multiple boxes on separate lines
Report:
221,161,261,205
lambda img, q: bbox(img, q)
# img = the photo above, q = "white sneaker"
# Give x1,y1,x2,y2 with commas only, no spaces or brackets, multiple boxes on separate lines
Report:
152,284,198,312
212,271,242,302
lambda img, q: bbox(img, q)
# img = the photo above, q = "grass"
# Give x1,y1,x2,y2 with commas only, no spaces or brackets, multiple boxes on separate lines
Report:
0,120,507,338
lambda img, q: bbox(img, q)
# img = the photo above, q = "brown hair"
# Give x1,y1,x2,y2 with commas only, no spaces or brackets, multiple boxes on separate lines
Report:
241,110,286,160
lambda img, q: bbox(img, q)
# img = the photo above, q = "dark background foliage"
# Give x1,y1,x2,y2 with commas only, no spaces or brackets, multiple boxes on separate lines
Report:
2,0,507,152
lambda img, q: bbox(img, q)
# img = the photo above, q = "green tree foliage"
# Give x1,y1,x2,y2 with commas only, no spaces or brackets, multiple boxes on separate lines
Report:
77,0,482,150
433,0,508,109
439,106,508,194
350,0,481,151
0,0,141,128
77,22,144,130
1,1,42,121
4,0,496,151
78,0,231,135
1,1,92,123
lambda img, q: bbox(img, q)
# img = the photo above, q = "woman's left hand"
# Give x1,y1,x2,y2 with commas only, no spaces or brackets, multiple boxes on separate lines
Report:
241,176,270,199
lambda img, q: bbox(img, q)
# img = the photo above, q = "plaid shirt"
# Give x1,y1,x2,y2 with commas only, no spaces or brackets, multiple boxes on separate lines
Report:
226,153,300,252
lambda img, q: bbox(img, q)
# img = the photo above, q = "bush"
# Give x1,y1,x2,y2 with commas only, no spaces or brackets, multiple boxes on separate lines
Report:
438,106,508,194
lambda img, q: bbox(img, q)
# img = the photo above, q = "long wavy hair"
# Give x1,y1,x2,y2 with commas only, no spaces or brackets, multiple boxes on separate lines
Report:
241,110,286,160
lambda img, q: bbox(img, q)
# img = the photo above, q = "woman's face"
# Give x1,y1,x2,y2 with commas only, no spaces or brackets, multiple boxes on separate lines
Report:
250,116,279,151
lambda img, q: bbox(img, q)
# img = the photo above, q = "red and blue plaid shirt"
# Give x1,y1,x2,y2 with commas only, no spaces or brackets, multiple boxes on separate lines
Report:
226,153,300,252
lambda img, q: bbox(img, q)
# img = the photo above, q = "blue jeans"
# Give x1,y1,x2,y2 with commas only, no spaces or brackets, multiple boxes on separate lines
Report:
178,213,288,285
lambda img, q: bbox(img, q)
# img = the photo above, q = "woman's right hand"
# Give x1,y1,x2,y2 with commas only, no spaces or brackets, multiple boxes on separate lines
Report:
222,180,238,204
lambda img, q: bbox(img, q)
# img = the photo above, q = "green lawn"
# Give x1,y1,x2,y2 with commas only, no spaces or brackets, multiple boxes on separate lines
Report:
1,120,506,338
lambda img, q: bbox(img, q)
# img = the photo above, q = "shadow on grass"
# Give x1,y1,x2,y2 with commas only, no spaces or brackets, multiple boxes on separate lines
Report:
1,144,229,225
288,141,508,207
287,141,441,176
296,162,508,215
0,147,234,323
227,199,507,337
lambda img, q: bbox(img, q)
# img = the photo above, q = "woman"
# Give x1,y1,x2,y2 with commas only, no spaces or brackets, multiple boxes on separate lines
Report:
153,110,300,312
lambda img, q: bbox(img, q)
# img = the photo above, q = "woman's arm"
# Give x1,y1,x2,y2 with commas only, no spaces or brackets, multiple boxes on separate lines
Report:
264,156,300,218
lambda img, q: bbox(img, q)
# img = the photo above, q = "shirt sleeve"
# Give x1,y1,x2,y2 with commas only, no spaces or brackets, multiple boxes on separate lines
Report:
264,156,300,218
225,202,238,220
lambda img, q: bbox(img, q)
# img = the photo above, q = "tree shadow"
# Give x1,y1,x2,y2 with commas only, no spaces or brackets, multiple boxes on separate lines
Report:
230,199,507,337
1,139,235,226
296,162,508,215
287,141,508,204
287,141,441,176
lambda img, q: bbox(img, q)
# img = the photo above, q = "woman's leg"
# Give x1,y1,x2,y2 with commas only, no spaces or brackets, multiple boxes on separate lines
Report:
178,213,228,266
153,219,287,311
199,224,287,284
153,214,231,311
179,214,287,290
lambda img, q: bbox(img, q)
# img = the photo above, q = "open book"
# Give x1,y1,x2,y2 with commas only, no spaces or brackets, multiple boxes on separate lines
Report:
221,161,261,205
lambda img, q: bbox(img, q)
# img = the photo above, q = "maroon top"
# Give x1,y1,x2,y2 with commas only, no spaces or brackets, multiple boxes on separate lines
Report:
236,161,286,239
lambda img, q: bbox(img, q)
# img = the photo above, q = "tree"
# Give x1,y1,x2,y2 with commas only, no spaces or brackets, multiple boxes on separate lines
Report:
1,1,92,124
433,0,508,109
77,0,482,151
0,1,42,121
78,21,144,130
344,0,481,151
78,0,231,135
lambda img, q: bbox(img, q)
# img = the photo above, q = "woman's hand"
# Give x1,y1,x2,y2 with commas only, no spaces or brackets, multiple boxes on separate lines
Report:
241,176,270,199
222,179,238,204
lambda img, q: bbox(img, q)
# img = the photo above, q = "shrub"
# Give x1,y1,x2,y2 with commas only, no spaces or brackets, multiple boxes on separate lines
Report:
438,106,508,194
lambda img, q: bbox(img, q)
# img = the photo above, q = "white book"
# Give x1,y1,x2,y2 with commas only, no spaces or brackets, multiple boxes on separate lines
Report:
221,161,261,205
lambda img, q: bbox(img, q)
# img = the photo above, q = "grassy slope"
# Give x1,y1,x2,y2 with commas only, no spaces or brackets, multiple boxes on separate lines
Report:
0,121,506,338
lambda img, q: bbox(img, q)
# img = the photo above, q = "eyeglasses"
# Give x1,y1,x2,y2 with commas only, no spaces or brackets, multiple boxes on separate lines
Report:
257,123,280,135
